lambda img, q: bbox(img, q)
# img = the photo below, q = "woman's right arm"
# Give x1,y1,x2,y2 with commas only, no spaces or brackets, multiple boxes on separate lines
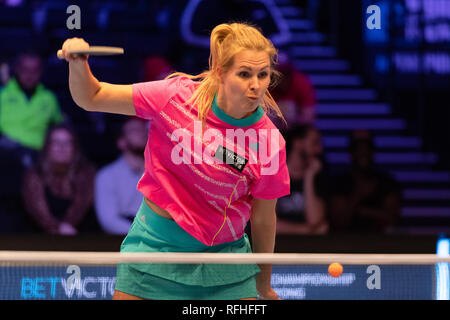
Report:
62,38,135,116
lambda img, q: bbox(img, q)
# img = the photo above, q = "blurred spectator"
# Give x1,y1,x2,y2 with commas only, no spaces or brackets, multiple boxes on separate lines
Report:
95,117,147,235
22,124,97,235
270,52,317,129
0,52,64,231
276,125,329,235
93,56,165,234
0,51,64,165
328,130,402,233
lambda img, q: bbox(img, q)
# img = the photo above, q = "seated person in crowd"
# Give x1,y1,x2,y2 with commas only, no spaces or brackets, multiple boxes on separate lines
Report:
95,117,148,235
0,51,64,161
0,52,65,231
93,56,164,234
269,52,317,129
22,124,97,235
276,125,329,235
328,130,402,233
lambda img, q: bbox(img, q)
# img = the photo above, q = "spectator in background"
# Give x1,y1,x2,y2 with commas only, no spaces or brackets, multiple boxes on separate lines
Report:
95,117,148,235
22,124,96,235
276,125,329,235
270,52,317,129
0,51,63,166
92,57,167,234
328,130,402,233
0,52,64,231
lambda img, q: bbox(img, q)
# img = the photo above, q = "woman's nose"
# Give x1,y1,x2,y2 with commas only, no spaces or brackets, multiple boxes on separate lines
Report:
250,76,260,91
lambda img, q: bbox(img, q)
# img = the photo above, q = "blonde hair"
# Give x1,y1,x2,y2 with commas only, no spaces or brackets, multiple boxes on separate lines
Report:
166,22,287,133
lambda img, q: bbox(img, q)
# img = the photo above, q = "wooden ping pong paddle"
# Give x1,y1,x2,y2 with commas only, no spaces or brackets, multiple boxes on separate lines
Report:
57,46,124,59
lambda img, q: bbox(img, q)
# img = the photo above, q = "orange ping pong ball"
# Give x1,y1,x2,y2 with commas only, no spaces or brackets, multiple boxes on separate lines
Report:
328,262,343,277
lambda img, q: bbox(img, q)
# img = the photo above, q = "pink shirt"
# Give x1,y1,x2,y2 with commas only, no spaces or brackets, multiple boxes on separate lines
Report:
133,76,290,246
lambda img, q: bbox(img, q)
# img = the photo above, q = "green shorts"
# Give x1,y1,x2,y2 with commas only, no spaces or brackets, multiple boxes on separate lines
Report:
115,198,260,300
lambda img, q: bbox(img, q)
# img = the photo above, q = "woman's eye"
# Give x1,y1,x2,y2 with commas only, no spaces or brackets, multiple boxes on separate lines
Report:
238,71,269,78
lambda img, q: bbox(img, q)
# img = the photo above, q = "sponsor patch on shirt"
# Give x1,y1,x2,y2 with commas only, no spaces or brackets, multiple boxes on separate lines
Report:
214,145,248,172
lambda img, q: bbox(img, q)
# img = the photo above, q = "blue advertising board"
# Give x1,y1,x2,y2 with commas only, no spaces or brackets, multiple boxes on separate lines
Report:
0,264,435,300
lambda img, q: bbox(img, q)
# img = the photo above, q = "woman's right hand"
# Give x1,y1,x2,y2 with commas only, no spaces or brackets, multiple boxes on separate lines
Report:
60,37,90,62
60,37,135,116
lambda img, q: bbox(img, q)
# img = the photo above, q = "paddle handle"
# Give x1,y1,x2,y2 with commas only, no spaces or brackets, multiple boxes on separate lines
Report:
57,49,88,60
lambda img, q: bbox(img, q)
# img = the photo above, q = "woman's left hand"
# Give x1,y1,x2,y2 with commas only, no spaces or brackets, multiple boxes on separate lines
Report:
258,287,281,300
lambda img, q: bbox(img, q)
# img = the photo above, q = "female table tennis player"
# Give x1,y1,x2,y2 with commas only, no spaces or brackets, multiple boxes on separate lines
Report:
60,22,290,300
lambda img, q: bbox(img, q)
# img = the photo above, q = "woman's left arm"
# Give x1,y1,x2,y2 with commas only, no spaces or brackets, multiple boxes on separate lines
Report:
250,197,280,300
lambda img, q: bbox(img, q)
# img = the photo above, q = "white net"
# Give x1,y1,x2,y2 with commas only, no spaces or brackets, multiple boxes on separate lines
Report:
0,251,449,300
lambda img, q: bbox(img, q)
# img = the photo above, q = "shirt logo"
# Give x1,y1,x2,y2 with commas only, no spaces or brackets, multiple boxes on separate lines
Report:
214,145,248,172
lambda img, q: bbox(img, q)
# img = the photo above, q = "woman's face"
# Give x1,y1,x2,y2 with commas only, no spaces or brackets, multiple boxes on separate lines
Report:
48,129,75,164
219,49,271,118
15,55,42,91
